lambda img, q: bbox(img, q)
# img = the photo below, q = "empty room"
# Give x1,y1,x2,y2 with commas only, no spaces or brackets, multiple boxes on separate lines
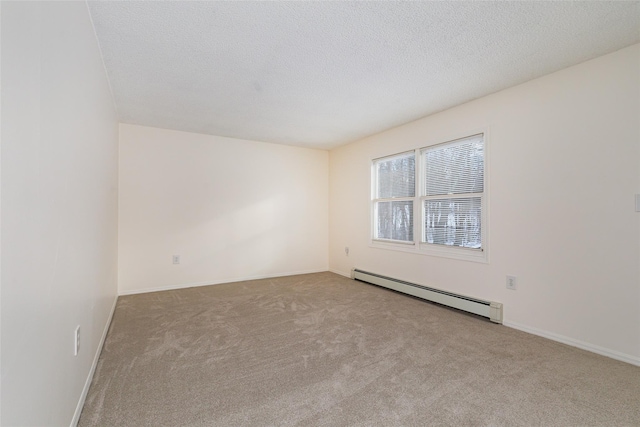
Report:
2,1,640,426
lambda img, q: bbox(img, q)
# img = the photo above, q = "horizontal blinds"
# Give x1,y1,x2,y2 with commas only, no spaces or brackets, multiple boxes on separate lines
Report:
375,200,414,242
374,151,415,199
422,134,483,197
424,197,482,248
372,135,484,249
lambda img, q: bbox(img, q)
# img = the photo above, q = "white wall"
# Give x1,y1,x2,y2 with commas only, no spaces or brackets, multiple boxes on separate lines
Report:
1,2,119,425
118,124,328,294
329,44,640,364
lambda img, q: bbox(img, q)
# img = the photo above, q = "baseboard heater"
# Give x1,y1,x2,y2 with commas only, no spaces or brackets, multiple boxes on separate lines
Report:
351,269,503,324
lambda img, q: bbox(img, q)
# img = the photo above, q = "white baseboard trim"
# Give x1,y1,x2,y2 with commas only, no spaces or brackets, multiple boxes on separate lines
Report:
504,320,640,367
329,269,352,278
70,295,118,427
118,268,330,296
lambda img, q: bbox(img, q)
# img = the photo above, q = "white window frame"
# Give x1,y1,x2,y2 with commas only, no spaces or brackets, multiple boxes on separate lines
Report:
371,150,416,245
370,132,489,263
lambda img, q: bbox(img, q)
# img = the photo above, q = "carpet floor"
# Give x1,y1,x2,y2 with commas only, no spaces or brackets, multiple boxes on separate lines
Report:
78,272,640,426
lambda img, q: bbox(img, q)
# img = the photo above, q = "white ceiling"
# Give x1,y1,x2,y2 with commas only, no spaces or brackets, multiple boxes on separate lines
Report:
87,1,640,150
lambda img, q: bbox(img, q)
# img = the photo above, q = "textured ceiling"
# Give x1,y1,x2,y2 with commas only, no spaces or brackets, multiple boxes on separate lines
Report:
87,1,640,149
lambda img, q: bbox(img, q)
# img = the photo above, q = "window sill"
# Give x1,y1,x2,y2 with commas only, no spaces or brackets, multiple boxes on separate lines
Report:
369,240,488,263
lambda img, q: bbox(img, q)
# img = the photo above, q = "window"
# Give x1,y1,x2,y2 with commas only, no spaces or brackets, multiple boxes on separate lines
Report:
372,151,415,243
371,134,486,261
421,135,484,249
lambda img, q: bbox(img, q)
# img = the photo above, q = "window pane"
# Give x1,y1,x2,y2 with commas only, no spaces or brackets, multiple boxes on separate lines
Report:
423,197,481,248
376,200,414,242
423,136,483,196
376,153,415,199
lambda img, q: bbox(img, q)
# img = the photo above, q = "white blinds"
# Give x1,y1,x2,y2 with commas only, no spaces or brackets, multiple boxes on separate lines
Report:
375,151,415,199
423,197,482,248
375,200,414,242
422,134,484,196
421,135,484,249
373,151,415,242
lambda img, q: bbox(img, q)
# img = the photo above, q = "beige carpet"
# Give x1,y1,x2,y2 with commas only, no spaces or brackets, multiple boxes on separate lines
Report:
78,272,640,426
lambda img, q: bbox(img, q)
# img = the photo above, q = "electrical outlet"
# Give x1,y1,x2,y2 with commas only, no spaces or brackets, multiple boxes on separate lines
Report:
506,275,517,290
74,326,80,356
345,247,349,256
172,255,180,264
